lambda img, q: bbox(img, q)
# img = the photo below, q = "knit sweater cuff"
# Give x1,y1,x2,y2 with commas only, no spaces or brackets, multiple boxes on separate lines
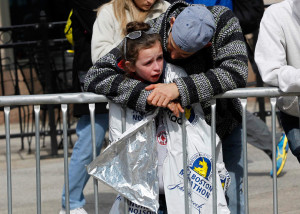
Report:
173,78,190,107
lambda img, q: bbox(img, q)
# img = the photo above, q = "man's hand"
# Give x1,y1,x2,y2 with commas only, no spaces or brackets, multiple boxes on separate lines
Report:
146,83,180,107
167,101,184,117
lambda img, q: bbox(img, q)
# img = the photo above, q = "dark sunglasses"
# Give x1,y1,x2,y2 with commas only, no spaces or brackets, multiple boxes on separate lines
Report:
123,31,143,61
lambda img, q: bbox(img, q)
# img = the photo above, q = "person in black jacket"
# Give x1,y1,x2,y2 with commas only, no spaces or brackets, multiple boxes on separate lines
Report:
59,0,109,213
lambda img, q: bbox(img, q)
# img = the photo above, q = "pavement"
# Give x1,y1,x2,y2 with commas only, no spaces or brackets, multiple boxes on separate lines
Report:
0,101,300,214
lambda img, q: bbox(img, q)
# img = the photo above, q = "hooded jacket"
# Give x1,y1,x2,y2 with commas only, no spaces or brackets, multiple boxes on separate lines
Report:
84,1,248,139
255,0,300,117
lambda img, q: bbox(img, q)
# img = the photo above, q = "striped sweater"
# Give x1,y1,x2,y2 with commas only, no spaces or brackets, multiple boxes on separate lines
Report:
84,1,248,139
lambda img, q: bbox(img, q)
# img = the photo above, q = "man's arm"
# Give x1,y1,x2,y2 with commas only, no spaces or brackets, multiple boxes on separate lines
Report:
173,6,248,107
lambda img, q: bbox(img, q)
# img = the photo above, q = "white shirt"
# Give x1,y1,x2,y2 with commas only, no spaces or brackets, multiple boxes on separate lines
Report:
255,0,300,116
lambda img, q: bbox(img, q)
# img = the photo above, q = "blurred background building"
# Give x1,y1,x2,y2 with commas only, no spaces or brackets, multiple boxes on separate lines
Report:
0,0,74,155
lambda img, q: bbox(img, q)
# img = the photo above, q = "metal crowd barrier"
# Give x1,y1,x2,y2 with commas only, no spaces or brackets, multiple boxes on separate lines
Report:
1,87,299,214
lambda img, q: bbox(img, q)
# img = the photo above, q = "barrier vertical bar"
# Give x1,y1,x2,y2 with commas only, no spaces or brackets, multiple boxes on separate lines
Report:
270,97,278,214
298,96,300,139
34,105,42,214
240,98,249,214
0,50,5,96
210,99,217,214
89,103,99,214
181,112,189,214
121,107,129,214
151,116,158,213
4,106,12,214
61,104,70,214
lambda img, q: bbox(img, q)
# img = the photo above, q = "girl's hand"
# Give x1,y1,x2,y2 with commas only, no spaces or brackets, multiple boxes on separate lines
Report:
146,83,180,107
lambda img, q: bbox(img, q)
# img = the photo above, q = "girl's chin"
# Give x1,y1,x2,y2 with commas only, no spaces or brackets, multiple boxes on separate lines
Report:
142,5,152,10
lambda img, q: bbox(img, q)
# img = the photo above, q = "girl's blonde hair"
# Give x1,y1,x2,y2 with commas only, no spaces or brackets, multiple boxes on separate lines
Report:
97,0,162,36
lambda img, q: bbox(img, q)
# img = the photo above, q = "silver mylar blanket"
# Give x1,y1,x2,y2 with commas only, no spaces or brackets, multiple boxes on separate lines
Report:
87,110,159,212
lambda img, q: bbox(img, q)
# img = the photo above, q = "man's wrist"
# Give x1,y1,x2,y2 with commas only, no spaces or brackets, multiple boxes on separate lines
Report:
170,82,180,100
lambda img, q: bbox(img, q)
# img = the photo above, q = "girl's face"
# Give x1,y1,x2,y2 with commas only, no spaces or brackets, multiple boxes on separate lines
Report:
127,41,163,83
133,0,156,11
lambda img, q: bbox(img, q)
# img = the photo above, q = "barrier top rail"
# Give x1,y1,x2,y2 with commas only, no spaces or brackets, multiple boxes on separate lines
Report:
0,92,108,107
0,87,299,107
213,87,300,98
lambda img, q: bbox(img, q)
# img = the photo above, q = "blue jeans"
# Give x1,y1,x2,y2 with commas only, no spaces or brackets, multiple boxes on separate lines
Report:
222,124,245,214
280,111,300,163
62,113,108,210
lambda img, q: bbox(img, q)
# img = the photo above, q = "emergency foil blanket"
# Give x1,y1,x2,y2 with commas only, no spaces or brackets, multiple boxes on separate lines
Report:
87,112,159,212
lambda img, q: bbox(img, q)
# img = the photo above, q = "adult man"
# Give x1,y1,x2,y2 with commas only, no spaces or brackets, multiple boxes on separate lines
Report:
255,0,300,164
165,0,289,178
85,2,247,213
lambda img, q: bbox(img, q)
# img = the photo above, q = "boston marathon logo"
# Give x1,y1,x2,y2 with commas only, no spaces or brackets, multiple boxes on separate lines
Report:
219,170,231,191
189,153,212,180
220,175,227,190
185,105,198,125
167,152,213,213
186,153,213,201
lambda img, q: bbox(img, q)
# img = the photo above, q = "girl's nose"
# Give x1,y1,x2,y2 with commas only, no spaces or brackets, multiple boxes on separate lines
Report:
153,61,160,70
147,0,155,5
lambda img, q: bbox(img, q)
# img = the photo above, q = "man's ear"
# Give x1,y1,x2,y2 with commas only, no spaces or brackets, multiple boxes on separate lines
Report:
170,17,176,28
125,61,135,73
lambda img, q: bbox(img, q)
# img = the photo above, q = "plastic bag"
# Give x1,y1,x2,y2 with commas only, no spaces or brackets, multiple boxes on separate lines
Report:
162,104,230,214
87,109,160,212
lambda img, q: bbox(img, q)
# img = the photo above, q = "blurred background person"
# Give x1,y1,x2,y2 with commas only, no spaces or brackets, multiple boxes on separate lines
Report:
255,0,300,166
59,0,109,213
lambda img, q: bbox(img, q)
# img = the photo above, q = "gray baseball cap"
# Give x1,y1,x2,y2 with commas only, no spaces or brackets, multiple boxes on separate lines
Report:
172,5,216,53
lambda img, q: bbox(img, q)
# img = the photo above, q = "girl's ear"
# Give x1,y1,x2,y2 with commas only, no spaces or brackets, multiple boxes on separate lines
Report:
125,61,135,73
170,17,176,28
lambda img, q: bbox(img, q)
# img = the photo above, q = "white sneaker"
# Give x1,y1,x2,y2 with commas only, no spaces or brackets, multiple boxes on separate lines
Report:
59,207,88,214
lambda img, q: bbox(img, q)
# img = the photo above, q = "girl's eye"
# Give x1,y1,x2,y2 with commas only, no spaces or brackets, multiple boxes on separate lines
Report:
145,60,152,65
